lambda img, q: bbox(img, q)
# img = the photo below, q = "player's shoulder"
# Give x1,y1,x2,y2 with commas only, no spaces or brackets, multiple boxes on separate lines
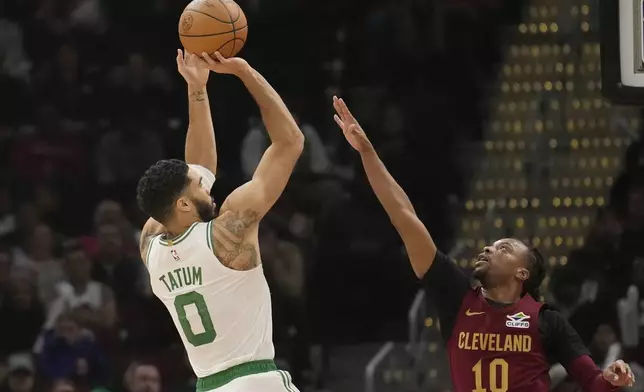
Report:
537,302,568,329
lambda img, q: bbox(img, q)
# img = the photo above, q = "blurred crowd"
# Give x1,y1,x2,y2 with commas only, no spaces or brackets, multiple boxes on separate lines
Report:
0,0,526,390
544,129,644,392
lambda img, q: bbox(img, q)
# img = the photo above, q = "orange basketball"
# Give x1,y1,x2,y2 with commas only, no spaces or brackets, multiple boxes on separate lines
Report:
178,0,248,58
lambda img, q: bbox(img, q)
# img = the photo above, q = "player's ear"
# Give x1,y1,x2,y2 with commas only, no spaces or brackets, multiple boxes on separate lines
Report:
176,196,191,212
516,268,529,282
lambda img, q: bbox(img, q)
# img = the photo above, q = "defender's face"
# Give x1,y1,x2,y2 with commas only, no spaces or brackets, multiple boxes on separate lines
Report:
473,238,528,287
186,168,216,222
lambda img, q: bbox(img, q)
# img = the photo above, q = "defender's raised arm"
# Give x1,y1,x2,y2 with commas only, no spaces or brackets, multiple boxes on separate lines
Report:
332,96,435,278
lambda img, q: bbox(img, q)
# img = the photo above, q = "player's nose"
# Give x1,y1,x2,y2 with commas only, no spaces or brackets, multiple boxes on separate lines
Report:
483,246,493,254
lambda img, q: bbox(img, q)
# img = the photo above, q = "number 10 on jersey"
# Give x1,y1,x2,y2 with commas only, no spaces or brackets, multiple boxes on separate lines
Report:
472,358,509,392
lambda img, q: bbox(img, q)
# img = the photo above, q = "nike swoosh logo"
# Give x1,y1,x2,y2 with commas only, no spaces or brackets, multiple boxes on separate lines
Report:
465,309,485,316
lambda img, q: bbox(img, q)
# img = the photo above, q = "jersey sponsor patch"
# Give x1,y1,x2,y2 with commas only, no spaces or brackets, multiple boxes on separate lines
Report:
506,312,530,329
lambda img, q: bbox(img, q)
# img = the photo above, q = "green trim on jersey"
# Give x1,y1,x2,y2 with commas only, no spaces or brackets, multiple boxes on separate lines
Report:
144,235,158,266
206,220,214,251
278,370,296,392
195,360,277,391
159,222,199,247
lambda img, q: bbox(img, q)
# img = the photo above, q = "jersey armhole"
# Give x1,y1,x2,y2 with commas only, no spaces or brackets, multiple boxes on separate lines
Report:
144,235,158,267
206,220,215,252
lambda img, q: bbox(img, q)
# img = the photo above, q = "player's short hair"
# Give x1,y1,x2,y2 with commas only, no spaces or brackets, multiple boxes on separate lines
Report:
523,246,546,301
136,159,190,223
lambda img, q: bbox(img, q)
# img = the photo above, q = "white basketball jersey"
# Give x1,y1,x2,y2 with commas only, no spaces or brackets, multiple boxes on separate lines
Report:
145,221,275,378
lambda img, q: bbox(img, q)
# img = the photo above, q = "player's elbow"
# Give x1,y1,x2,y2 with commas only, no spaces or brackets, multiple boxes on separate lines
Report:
276,131,305,158
291,132,305,152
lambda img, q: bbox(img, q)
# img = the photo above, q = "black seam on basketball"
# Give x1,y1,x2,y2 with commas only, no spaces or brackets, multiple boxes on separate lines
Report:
179,25,247,37
209,38,245,56
231,3,241,22
216,0,236,55
184,8,233,24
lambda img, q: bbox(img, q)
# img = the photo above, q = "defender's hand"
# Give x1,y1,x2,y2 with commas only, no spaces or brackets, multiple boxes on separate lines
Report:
333,96,373,153
603,360,635,387
176,49,209,87
201,52,250,76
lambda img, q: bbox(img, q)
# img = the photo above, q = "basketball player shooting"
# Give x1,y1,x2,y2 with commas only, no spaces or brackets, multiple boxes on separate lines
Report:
332,96,634,392
135,50,304,392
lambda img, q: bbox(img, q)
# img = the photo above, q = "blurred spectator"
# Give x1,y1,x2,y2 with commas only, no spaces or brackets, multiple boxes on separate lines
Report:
0,278,45,357
82,200,140,255
0,245,11,306
12,223,65,305
0,354,36,392
44,242,116,332
50,379,76,392
39,312,107,386
261,224,307,384
91,223,145,304
0,6,31,81
240,117,331,179
590,324,622,370
123,362,161,392
9,103,87,183
11,204,40,249
0,185,16,241
95,118,164,189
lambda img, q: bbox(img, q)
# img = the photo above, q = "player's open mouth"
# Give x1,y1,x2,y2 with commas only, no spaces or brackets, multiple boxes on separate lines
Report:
475,254,489,267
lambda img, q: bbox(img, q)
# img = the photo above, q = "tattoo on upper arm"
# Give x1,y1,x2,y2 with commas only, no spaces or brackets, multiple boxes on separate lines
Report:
190,89,206,102
212,209,261,271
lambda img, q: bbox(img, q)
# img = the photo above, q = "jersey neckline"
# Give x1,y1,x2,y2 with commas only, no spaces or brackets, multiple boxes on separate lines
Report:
159,222,200,246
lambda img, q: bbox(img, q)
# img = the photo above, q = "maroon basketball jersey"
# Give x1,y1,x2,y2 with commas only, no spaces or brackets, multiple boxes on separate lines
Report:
447,287,550,392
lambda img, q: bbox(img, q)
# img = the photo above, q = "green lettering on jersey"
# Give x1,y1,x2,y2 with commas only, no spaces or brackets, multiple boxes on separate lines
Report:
182,268,192,285
192,266,203,286
168,272,180,291
174,291,217,346
159,275,171,291
160,267,203,293
173,268,184,286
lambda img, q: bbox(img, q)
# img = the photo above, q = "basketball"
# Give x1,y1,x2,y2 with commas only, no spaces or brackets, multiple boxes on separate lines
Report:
178,0,248,58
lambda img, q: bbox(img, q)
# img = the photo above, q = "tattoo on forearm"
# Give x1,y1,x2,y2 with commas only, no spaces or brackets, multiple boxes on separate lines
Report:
190,89,206,102
212,209,261,270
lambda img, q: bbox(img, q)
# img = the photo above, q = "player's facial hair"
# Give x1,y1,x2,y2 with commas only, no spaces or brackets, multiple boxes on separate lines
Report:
472,268,489,287
193,197,216,222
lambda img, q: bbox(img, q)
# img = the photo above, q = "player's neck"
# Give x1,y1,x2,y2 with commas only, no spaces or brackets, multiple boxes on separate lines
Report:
481,286,521,304
164,219,198,239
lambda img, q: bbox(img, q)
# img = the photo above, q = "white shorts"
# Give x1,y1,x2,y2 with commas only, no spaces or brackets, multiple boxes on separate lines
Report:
208,370,299,392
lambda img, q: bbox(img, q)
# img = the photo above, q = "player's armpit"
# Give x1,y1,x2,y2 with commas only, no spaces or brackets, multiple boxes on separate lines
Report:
422,251,471,342
139,218,166,262
211,204,261,271
540,308,590,367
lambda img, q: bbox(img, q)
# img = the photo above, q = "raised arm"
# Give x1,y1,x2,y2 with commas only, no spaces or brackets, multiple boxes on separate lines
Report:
203,53,304,220
176,50,217,174
332,96,435,278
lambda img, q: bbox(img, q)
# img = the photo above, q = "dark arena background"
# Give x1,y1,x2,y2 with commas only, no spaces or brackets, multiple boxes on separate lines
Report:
1,0,644,391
